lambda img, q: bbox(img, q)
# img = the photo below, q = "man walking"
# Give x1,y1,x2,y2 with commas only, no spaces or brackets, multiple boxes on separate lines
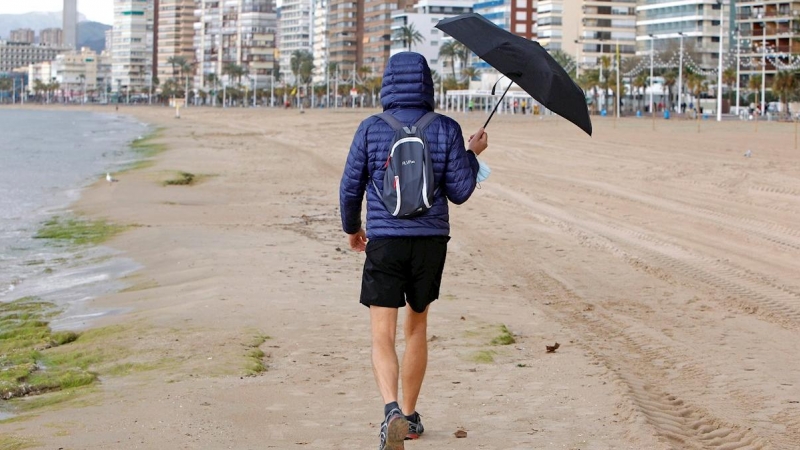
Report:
339,52,488,450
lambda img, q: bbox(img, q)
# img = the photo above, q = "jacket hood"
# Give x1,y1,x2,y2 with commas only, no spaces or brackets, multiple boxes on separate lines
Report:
380,52,435,111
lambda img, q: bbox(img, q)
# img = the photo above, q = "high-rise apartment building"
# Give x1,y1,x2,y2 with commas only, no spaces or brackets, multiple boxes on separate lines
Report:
63,0,78,49
158,0,196,80
9,29,35,44
736,0,799,84
363,0,410,71
40,28,64,47
581,0,636,66
111,0,155,94
279,0,313,82
636,0,724,69
389,0,472,76
194,0,278,90
312,0,328,82
1,41,65,73
327,0,362,73
535,0,579,54
472,0,536,38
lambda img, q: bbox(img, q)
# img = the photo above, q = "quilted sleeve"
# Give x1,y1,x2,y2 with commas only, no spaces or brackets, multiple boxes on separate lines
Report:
442,122,479,205
340,121,370,234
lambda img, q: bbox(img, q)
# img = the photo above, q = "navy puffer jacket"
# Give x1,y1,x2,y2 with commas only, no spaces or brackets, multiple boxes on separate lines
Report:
339,52,479,239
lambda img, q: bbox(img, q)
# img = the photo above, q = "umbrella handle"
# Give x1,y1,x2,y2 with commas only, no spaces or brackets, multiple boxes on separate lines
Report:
482,82,513,129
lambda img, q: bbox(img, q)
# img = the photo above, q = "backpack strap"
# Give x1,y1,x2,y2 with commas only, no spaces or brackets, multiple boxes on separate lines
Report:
376,112,440,134
375,112,406,131
413,111,440,131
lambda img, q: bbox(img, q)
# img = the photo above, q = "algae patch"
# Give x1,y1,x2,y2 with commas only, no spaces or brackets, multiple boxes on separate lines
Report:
0,298,95,400
34,217,128,246
243,334,270,376
490,324,516,346
124,128,167,171
163,171,196,186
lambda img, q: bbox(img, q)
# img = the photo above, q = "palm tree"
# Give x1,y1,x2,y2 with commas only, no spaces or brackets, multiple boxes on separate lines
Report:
33,79,45,101
223,63,246,86
722,67,737,103
772,71,797,118
599,56,612,113
662,70,677,112
550,49,576,79
290,50,314,105
453,42,470,80
633,72,647,113
686,72,706,115
395,24,425,52
0,77,12,102
748,74,762,106
579,69,600,114
462,67,480,89
438,42,457,80
167,56,187,80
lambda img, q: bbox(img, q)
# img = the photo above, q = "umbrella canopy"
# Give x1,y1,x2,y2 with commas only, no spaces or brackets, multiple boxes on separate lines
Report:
436,13,592,136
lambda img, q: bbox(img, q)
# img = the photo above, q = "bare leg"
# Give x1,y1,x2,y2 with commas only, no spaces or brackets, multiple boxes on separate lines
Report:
401,305,429,415
370,306,400,405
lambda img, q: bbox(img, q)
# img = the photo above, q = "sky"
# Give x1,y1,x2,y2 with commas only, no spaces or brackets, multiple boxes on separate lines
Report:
0,0,113,24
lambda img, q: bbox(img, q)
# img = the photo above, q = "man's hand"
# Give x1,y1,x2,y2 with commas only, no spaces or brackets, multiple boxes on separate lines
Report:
348,229,368,252
468,128,488,156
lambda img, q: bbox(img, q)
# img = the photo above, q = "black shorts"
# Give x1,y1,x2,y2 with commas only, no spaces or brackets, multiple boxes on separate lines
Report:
360,236,450,313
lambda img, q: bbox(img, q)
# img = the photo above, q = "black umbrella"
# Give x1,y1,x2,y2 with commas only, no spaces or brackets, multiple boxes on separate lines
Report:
436,13,592,136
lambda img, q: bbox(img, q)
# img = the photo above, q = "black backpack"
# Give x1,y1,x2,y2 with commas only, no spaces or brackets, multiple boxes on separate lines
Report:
371,111,440,218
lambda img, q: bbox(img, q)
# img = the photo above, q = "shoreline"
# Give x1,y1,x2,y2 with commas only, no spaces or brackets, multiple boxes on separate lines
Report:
1,105,798,448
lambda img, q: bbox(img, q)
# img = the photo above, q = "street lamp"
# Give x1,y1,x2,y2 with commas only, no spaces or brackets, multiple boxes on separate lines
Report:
761,23,766,115
574,39,581,78
649,34,654,114
716,0,724,121
735,27,741,115
678,31,684,113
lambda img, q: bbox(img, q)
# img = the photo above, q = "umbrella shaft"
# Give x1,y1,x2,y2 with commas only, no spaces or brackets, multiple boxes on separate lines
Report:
483,83,513,129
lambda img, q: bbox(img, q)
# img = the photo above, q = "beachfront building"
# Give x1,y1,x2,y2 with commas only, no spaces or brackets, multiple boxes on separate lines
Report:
194,0,278,90
111,0,156,95
63,0,79,49
279,0,313,83
27,48,112,99
636,0,727,69
580,0,636,67
736,0,800,88
327,0,362,76
389,0,472,76
312,0,328,83
157,0,197,81
52,49,102,98
0,41,66,73
536,0,579,54
9,29,35,44
27,61,53,92
363,0,412,72
40,28,65,47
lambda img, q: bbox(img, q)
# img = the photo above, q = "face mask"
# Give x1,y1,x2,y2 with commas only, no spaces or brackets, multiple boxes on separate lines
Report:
476,158,491,183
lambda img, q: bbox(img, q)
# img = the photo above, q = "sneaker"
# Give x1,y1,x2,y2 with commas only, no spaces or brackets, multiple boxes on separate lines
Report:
378,409,408,450
405,412,424,440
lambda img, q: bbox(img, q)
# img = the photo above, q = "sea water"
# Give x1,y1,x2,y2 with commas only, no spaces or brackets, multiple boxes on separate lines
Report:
0,109,146,328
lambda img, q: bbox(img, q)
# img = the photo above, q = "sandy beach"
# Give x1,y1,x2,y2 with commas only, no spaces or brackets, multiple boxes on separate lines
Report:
2,106,799,449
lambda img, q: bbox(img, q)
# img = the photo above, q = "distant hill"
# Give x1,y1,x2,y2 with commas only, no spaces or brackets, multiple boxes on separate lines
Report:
78,21,111,53
0,11,92,42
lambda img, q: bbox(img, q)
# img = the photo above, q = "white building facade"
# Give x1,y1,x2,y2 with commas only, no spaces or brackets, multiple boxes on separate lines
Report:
111,0,155,94
278,0,313,83
312,0,328,83
389,0,473,77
